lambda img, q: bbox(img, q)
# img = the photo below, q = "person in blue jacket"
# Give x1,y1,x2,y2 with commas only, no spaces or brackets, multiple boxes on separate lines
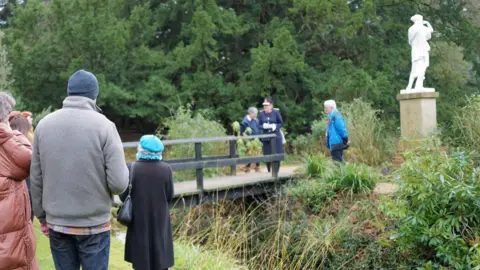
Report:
240,107,261,172
324,100,349,162
259,98,284,172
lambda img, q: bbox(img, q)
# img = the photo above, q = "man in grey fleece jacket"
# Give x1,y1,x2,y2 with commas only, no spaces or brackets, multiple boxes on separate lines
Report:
30,70,128,270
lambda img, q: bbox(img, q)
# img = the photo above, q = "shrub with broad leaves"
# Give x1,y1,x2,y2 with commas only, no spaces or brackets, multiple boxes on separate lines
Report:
382,139,480,269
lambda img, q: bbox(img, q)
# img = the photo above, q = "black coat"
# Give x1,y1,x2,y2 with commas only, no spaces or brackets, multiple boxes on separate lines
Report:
120,161,175,270
259,109,284,156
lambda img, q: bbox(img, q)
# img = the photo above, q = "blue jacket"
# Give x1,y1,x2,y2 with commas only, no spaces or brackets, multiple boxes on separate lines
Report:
326,109,348,150
240,115,261,135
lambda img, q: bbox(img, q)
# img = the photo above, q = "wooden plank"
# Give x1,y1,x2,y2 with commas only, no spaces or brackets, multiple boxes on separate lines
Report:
164,155,231,164
122,134,276,148
169,154,285,170
173,166,299,197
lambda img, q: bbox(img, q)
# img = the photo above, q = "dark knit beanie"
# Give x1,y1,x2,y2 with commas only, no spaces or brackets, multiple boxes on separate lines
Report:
67,70,99,100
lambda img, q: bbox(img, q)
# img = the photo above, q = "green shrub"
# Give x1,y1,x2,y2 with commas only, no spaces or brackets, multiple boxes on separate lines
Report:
231,121,262,157
290,159,378,213
291,134,317,156
342,99,395,166
161,107,228,181
451,95,480,151
33,106,54,127
291,119,329,156
328,163,379,195
382,139,480,269
287,179,337,213
305,153,335,178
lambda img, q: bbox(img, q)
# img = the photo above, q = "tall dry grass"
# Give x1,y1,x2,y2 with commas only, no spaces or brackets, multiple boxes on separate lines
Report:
342,99,395,166
172,194,369,269
452,95,480,152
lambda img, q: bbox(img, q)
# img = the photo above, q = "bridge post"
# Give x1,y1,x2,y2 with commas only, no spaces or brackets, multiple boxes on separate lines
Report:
229,140,236,176
195,142,204,192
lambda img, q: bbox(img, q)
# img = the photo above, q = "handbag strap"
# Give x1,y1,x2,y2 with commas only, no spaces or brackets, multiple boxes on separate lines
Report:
127,162,135,197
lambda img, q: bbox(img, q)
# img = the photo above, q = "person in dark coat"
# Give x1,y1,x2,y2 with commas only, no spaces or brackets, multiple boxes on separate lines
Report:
240,107,261,172
120,135,175,270
259,98,284,172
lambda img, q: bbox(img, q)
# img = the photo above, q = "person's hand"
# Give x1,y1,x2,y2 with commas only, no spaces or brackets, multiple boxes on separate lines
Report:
342,137,349,145
40,223,49,238
271,124,276,131
262,123,269,129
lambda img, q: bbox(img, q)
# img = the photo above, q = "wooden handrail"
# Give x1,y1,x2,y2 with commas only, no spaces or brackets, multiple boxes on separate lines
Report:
123,134,282,193
122,134,277,148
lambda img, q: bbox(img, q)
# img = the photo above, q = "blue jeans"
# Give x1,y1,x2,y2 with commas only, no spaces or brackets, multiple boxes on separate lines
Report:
49,230,110,270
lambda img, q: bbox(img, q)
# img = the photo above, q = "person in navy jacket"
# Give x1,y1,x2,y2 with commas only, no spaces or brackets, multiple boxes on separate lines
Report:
240,107,261,172
259,98,284,172
324,100,349,162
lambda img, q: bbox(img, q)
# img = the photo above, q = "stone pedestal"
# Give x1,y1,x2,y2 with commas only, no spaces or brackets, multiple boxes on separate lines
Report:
396,90,439,140
392,90,439,168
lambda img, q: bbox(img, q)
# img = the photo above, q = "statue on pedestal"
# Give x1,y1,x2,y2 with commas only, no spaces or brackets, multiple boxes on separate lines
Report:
405,14,434,92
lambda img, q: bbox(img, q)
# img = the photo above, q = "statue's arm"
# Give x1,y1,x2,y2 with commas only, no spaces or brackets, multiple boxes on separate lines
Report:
424,21,434,31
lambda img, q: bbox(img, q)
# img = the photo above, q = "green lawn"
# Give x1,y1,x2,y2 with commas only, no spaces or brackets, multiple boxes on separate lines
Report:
35,222,244,269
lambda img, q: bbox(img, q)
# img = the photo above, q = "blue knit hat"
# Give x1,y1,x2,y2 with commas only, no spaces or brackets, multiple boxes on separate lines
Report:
67,70,99,100
136,135,164,161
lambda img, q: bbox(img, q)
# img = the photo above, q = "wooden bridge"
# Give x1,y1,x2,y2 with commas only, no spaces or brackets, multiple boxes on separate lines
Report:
122,134,299,207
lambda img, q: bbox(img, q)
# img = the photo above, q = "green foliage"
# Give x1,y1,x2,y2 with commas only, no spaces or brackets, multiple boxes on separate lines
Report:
32,106,53,128
383,139,480,269
305,153,334,178
287,179,337,214
0,31,12,92
289,157,379,214
232,120,262,157
5,0,479,136
451,95,480,151
342,99,395,166
162,107,227,180
327,163,379,196
174,191,399,269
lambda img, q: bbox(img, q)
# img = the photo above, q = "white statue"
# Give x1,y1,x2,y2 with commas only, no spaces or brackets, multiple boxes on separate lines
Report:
405,14,434,92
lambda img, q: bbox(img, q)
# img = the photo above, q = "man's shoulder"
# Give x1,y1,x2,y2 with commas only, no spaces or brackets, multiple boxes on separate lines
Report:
37,108,114,133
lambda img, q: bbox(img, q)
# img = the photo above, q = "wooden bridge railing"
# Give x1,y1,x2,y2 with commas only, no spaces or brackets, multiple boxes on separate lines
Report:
123,134,284,193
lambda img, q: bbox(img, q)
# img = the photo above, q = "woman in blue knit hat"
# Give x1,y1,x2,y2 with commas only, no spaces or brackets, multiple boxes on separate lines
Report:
120,135,174,270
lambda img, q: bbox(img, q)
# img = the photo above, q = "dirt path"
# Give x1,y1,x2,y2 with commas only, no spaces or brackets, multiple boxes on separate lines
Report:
374,182,398,195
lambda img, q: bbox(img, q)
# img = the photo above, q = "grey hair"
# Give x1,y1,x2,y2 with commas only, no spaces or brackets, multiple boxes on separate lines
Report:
248,107,258,115
0,92,15,123
324,100,336,109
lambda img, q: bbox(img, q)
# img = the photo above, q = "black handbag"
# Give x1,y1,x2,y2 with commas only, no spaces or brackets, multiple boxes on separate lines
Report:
117,163,135,226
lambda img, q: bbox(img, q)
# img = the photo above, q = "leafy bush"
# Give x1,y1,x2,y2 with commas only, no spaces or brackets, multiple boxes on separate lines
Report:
162,107,228,180
33,106,54,128
291,119,330,156
342,99,395,166
327,163,379,195
383,139,480,269
231,121,263,157
305,153,335,178
291,134,317,156
451,95,480,152
287,179,337,213
289,158,379,213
